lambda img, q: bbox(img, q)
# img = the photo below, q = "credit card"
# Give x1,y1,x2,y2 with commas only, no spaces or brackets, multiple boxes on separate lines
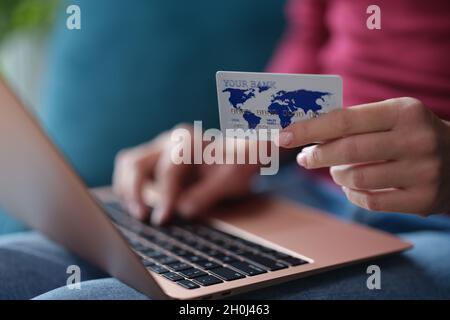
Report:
216,71,342,137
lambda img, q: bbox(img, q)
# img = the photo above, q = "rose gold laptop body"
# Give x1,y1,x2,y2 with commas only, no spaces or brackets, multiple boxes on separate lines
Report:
0,79,411,299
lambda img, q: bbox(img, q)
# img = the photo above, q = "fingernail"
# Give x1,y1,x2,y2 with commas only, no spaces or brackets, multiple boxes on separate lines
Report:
151,206,165,226
302,146,315,153
178,199,196,217
296,152,307,167
278,132,293,147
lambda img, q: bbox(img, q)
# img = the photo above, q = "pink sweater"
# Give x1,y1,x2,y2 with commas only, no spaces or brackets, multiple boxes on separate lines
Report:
268,0,450,120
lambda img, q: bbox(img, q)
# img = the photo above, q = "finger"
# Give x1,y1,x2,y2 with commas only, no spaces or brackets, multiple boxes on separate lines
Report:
342,186,431,214
151,144,191,225
330,160,421,190
296,131,402,169
278,99,399,148
112,145,161,219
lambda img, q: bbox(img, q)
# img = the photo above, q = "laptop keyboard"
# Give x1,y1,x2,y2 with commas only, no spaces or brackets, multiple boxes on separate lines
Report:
105,202,309,290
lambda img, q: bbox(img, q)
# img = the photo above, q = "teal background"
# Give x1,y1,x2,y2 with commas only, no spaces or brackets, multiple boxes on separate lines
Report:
39,0,285,187
0,0,286,234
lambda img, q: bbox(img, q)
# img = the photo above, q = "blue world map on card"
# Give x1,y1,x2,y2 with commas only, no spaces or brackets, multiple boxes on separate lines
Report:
242,110,261,129
222,88,256,108
222,87,331,129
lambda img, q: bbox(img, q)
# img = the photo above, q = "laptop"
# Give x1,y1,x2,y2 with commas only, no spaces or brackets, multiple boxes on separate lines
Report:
0,78,411,299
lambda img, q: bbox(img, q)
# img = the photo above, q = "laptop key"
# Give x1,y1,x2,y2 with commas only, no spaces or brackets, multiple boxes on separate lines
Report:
158,242,176,251
230,261,267,277
177,279,200,289
167,262,192,271
142,249,164,259
183,238,199,246
209,267,245,281
260,247,277,254
152,226,172,236
179,268,208,279
193,275,223,286
170,233,187,242
215,254,238,264
270,251,290,259
197,247,222,257
162,272,184,282
142,259,155,267
229,262,267,276
239,239,263,250
185,255,207,263
133,244,147,251
280,257,308,266
155,255,178,265
171,246,190,256
243,253,288,271
210,238,226,246
222,244,241,252
234,248,250,256
148,265,169,274
195,261,221,270
153,238,171,248
192,243,210,252
141,234,157,242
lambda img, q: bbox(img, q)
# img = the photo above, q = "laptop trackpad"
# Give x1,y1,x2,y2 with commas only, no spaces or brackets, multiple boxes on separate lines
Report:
209,196,410,266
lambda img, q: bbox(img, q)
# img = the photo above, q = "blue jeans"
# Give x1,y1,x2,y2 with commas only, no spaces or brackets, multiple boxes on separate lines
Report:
1,164,450,299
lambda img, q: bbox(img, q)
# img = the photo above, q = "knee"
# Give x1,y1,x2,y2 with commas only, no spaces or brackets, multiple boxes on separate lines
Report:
33,278,149,300
400,231,450,294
